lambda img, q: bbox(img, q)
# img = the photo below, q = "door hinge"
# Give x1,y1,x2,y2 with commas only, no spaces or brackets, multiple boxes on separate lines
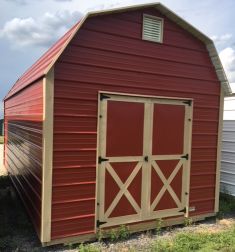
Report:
179,207,186,213
98,156,109,164
100,94,110,101
181,154,189,160
97,220,107,228
183,100,192,106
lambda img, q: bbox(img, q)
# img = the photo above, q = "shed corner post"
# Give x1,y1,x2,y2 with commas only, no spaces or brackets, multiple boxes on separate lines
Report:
214,86,224,213
41,67,54,243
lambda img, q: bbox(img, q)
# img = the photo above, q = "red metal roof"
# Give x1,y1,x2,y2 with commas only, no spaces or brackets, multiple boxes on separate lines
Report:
4,21,80,100
4,3,231,100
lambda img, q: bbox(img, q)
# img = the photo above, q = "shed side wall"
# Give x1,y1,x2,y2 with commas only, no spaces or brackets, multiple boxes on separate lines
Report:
52,8,220,240
4,79,43,236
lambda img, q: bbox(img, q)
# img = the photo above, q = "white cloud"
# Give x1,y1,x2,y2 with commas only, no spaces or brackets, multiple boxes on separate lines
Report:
5,0,27,4
85,1,125,11
0,10,82,48
219,47,235,92
220,47,235,82
211,33,232,44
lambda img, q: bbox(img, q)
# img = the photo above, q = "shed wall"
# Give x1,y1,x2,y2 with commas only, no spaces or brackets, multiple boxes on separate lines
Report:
221,120,235,196
4,79,43,236
52,8,220,240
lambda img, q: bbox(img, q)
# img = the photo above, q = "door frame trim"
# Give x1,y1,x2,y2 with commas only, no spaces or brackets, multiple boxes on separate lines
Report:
98,90,193,102
184,98,194,217
96,91,193,229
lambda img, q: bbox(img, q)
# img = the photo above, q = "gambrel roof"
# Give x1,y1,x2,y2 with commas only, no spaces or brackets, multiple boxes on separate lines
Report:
4,2,232,100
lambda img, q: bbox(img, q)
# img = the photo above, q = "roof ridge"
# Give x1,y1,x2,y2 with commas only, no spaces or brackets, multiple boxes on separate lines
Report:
4,2,231,100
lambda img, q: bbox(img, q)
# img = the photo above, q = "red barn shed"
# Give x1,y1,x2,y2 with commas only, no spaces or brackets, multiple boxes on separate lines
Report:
3,3,232,246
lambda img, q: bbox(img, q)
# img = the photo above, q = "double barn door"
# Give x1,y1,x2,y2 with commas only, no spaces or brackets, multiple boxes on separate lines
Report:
97,93,192,228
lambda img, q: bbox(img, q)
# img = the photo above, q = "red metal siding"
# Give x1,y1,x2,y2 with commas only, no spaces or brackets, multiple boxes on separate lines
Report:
52,8,220,239
152,104,185,155
104,101,144,219
4,79,43,236
106,101,144,157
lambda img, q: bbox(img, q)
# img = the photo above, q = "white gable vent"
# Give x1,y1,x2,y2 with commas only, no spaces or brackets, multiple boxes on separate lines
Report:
142,14,163,43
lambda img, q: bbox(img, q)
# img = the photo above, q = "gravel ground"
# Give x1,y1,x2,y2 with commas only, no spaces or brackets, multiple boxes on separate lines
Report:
2,217,235,252
88,217,235,252
1,209,234,252
0,144,235,251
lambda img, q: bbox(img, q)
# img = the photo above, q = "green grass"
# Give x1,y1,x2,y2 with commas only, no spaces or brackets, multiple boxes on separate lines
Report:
67,243,101,252
151,225,235,252
0,136,4,144
77,243,101,252
151,193,235,252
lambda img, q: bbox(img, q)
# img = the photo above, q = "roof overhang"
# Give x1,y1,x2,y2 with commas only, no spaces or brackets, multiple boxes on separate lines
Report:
5,2,232,100
45,2,232,96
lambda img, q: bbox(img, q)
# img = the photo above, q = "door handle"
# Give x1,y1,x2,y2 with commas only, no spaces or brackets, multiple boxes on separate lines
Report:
144,156,149,162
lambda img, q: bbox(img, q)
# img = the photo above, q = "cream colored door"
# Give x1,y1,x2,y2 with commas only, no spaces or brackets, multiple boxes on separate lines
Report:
149,102,192,220
97,93,192,228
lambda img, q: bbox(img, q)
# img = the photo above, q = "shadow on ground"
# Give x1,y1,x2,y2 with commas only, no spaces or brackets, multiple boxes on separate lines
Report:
1,173,235,252
0,175,69,252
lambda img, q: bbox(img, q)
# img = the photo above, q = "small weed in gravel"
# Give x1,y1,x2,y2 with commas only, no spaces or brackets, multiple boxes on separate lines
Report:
109,229,119,242
118,224,130,240
184,217,194,227
155,218,163,235
106,225,130,242
96,229,104,242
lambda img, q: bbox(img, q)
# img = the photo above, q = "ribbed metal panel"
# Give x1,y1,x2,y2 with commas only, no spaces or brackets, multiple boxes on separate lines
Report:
4,79,43,236
221,120,235,196
51,7,220,240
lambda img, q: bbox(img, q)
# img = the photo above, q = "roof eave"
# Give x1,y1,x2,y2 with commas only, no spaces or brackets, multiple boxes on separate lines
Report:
5,2,232,100
45,2,232,96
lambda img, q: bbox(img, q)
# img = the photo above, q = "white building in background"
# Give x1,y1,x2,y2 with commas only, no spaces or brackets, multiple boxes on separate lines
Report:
221,95,235,196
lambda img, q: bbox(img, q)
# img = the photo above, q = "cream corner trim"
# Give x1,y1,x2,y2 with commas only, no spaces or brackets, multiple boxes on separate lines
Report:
41,67,54,243
215,86,224,212
206,43,231,96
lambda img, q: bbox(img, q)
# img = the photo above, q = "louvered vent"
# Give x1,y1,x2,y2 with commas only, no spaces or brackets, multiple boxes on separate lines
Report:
142,15,163,43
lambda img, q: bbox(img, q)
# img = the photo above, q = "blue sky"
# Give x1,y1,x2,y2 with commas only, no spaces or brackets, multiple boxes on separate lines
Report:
0,0,235,118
